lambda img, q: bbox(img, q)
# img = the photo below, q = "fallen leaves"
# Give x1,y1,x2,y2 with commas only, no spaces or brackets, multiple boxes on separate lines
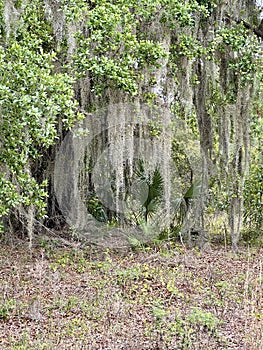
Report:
0,243,262,349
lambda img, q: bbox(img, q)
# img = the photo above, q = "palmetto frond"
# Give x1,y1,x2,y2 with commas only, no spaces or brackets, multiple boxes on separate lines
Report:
172,180,201,227
135,159,164,223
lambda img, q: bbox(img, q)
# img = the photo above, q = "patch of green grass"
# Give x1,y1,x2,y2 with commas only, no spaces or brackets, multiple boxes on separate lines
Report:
0,298,16,320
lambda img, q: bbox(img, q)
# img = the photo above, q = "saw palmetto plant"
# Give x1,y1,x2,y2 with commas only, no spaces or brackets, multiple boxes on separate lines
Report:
134,159,201,231
135,159,164,223
171,180,201,235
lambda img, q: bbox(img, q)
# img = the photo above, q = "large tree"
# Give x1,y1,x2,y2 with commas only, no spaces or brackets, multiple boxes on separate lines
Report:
0,0,262,249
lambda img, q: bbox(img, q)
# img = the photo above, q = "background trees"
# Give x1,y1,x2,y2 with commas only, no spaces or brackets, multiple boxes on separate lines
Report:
0,0,262,249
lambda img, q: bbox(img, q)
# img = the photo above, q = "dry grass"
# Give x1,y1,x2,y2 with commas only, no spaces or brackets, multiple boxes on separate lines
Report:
0,240,262,349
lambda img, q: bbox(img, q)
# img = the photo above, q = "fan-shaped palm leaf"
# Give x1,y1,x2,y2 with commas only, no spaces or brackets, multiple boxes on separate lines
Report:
172,180,201,229
135,160,164,223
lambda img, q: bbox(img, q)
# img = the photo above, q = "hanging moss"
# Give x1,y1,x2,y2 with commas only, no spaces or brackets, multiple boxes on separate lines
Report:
0,0,262,249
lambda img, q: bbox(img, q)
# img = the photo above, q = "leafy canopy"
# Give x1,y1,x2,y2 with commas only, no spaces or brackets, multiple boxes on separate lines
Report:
0,0,81,228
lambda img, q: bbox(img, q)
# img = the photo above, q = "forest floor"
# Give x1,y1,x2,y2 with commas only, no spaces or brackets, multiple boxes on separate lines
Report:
0,237,263,350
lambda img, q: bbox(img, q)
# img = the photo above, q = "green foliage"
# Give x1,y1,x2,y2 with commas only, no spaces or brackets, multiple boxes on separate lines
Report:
175,35,207,60
171,19,260,86
0,298,16,320
148,305,221,348
61,0,216,96
171,181,201,231
87,196,108,222
187,307,220,331
244,162,263,233
243,114,263,239
0,0,262,243
135,159,164,223
0,1,81,229
70,2,166,95
160,0,213,28
211,24,260,83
